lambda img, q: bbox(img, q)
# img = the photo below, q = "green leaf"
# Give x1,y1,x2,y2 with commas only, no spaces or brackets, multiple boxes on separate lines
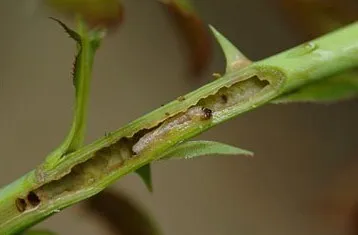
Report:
209,26,251,72
161,140,253,160
135,164,153,192
22,230,56,235
49,17,81,42
273,70,358,104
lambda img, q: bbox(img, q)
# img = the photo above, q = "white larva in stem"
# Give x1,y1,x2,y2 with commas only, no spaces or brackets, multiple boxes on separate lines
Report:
132,106,212,154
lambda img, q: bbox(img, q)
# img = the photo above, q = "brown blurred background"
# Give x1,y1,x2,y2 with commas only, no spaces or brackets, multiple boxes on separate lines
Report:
1,0,358,234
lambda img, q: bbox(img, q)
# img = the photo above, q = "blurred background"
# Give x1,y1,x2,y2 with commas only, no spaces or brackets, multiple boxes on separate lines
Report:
0,0,358,234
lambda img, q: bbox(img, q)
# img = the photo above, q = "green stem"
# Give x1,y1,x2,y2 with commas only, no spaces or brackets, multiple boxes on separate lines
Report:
1,22,358,235
66,20,93,152
43,19,102,169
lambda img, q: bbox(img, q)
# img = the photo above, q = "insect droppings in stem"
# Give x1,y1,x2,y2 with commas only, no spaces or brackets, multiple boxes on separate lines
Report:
220,94,228,104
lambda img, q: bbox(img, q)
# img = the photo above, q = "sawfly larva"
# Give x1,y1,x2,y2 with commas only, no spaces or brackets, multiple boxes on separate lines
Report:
132,106,212,154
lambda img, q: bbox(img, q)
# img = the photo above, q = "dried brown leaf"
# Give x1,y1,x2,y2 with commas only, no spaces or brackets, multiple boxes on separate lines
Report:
161,0,212,77
45,0,124,29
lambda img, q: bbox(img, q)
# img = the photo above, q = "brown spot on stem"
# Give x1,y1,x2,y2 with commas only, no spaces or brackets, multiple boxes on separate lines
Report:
212,73,221,79
27,191,41,207
15,198,26,212
177,96,186,102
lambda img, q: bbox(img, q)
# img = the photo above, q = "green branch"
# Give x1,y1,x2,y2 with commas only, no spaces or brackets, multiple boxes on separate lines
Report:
1,22,358,235
44,18,104,169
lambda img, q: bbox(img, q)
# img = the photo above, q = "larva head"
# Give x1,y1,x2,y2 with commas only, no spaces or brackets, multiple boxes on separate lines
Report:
186,106,213,121
201,108,213,120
